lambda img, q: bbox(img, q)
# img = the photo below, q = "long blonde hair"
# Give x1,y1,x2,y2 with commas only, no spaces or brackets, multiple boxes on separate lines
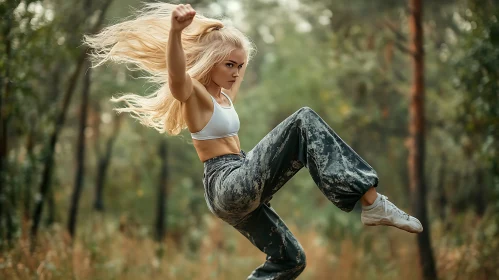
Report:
84,3,255,135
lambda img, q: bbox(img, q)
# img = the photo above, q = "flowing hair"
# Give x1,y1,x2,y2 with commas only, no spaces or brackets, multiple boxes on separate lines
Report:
83,3,255,135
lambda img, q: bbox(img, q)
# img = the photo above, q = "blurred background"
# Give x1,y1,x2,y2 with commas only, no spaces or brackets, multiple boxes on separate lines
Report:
1,0,498,279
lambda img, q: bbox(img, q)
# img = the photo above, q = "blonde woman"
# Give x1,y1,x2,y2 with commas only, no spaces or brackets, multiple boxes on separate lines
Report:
85,3,423,279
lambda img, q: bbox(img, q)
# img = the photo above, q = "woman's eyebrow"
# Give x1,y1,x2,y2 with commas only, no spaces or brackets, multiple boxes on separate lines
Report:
227,60,245,65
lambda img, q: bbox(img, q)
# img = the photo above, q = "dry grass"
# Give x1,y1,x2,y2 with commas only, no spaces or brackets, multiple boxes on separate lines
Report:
0,212,496,280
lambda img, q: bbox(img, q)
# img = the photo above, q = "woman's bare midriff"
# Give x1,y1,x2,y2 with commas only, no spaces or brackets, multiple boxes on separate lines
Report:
193,135,241,162
184,80,242,162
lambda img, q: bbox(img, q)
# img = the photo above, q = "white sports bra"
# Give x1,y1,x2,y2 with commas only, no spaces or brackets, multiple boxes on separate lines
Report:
190,92,240,140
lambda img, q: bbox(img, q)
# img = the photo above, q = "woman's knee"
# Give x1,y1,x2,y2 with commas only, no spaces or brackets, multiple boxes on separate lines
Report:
295,250,307,272
295,106,319,121
289,240,307,271
297,106,314,114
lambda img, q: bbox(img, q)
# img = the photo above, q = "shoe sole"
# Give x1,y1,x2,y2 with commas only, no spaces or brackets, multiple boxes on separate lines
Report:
362,217,423,233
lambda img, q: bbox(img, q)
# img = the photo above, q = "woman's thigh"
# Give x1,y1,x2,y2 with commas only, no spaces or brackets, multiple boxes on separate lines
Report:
207,111,304,223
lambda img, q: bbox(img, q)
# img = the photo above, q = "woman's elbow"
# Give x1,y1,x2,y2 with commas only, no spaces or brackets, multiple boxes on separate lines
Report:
169,83,192,102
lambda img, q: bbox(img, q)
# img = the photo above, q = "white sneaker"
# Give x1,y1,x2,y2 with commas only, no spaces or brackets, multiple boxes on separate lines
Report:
361,194,423,233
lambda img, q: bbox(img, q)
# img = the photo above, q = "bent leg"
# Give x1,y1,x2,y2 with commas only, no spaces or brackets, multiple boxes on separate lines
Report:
234,204,306,280
211,107,378,225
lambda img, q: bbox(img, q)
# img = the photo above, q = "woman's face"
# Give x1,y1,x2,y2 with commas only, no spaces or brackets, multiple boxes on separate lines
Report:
210,48,246,90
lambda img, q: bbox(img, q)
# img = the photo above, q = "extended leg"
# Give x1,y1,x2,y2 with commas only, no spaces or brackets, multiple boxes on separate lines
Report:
234,204,306,280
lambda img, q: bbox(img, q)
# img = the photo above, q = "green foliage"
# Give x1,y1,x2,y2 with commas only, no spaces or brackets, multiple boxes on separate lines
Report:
1,0,498,278
453,0,499,176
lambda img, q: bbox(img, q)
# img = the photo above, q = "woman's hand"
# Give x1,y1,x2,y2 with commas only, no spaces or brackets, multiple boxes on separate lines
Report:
171,4,196,32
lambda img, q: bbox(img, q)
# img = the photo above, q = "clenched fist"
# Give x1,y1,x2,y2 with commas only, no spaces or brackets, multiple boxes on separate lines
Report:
171,4,196,32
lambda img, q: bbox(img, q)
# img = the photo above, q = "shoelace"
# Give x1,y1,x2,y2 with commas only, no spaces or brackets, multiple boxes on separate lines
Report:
379,195,410,220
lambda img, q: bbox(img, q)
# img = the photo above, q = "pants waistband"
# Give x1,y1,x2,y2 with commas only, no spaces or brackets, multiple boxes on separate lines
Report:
204,150,246,165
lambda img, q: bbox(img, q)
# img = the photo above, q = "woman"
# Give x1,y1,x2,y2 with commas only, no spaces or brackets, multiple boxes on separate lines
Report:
85,3,423,279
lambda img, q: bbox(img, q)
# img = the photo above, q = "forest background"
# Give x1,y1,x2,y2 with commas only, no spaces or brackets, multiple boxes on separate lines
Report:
1,0,498,279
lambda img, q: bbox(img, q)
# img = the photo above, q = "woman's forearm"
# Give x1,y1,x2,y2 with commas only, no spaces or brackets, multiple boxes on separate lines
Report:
167,30,187,82
166,30,193,101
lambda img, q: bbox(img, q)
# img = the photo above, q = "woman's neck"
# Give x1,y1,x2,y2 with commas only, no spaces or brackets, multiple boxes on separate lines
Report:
205,81,222,98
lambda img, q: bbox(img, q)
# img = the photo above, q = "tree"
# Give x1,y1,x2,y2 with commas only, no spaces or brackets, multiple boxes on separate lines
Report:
0,0,16,249
67,58,91,239
30,0,114,248
407,0,437,279
454,0,499,192
0,0,50,249
155,139,169,242
93,113,122,212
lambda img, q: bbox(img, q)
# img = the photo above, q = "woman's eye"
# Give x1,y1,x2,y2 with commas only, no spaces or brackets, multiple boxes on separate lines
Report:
238,65,243,69
226,63,234,68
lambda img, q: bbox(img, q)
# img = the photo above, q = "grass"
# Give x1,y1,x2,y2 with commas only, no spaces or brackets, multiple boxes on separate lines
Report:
1,210,497,280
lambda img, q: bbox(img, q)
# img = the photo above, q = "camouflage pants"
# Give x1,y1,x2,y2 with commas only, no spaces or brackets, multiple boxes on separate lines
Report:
203,107,378,279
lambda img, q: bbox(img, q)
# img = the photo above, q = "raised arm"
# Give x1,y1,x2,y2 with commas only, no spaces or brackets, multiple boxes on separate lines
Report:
167,4,196,102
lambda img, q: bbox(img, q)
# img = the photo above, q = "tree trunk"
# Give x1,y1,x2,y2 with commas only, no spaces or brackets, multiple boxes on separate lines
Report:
436,155,447,221
67,62,91,239
23,128,35,222
46,188,56,226
30,0,114,249
94,114,122,212
30,50,88,250
155,139,169,242
408,0,437,279
0,2,14,249
474,166,486,217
